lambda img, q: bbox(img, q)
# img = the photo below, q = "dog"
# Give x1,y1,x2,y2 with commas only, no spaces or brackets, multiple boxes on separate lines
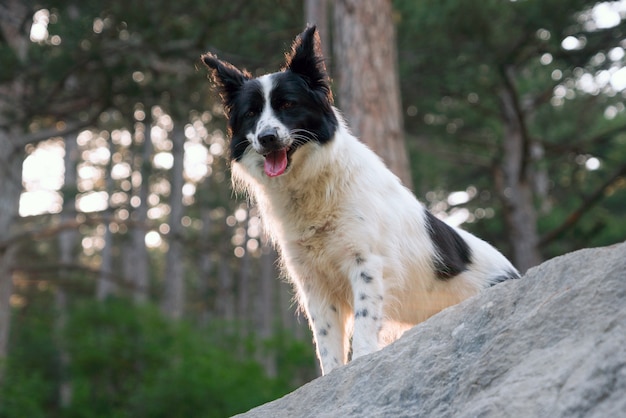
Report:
201,26,520,375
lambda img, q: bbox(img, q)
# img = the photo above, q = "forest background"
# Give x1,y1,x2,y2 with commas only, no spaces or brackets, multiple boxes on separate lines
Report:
1,0,625,416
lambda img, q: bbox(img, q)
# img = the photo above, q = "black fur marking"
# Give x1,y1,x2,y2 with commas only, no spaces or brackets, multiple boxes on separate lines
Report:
355,253,365,265
268,72,337,148
355,309,368,318
284,26,334,104
228,80,265,161
330,305,337,312
359,293,367,301
319,328,328,336
201,53,251,114
424,210,472,280
202,26,338,163
361,272,373,283
489,269,521,286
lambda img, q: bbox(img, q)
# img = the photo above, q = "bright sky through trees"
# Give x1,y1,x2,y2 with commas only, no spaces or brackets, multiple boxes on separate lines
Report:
19,1,626,224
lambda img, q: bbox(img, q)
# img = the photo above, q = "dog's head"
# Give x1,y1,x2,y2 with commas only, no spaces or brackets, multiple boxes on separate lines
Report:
201,26,338,177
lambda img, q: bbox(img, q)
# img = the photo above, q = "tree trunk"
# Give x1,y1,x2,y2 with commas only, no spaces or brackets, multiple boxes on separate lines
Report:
161,126,186,319
0,139,22,377
332,0,412,188
255,241,279,377
0,0,29,377
216,223,235,322
305,0,330,56
56,134,80,406
130,118,153,303
496,68,542,273
0,244,18,379
96,139,118,300
197,206,213,324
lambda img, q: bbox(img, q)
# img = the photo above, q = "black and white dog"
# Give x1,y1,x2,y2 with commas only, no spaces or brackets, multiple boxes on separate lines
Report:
202,26,519,375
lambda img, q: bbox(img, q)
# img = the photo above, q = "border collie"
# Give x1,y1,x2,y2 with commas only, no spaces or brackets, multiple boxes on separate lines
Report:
201,26,520,375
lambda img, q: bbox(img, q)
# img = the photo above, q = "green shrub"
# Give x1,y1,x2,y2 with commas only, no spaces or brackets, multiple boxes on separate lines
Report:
1,297,316,417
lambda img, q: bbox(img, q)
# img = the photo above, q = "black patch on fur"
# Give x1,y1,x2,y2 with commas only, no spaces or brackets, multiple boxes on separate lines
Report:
489,269,521,286
424,210,472,280
268,71,337,148
201,26,338,162
361,272,373,283
355,309,368,318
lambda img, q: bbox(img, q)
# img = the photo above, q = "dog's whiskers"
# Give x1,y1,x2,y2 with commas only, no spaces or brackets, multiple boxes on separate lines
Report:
289,129,319,149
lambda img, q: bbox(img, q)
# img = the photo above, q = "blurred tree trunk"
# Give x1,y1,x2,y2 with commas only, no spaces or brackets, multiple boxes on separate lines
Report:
197,206,213,324
255,241,279,376
129,117,153,303
495,67,542,273
332,0,412,188
305,0,329,56
97,139,118,300
0,0,29,377
56,134,80,406
0,139,22,377
161,126,186,319
216,222,235,321
237,221,251,335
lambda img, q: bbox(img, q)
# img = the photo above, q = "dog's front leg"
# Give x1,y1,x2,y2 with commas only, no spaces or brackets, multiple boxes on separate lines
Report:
305,293,349,375
350,256,384,360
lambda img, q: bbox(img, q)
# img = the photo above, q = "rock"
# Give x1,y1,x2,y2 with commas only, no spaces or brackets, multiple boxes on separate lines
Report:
236,242,626,418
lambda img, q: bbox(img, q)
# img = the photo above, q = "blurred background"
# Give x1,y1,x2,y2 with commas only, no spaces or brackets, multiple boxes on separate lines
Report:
1,0,626,416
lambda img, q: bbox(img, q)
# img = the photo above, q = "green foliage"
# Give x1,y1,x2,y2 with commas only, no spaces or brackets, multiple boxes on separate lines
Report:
1,298,314,418
0,370,50,418
0,289,59,418
394,0,626,257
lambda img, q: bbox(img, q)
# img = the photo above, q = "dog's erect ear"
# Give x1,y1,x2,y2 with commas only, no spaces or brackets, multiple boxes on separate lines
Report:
201,53,251,113
284,26,333,101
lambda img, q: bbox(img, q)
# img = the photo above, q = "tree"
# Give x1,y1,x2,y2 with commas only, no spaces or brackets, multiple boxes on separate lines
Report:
305,0,330,54
0,0,112,369
97,138,118,300
1,1,317,406
395,0,626,271
124,114,152,304
56,133,79,406
0,1,32,373
161,125,186,319
332,0,413,188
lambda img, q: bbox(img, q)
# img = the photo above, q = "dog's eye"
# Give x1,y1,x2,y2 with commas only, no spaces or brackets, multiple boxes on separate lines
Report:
279,101,295,111
244,110,257,118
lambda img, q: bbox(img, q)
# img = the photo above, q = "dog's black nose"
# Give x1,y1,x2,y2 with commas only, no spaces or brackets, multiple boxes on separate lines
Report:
258,128,279,148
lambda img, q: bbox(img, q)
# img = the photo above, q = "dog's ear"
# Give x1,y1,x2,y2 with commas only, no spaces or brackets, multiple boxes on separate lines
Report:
201,53,251,114
284,26,333,101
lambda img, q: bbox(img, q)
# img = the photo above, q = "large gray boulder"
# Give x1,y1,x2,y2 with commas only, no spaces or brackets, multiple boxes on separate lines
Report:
237,242,626,417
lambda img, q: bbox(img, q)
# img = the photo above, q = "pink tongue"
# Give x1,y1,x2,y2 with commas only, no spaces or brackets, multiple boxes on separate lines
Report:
264,148,288,177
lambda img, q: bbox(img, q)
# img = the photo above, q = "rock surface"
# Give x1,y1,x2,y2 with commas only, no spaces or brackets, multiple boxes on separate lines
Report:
236,242,626,418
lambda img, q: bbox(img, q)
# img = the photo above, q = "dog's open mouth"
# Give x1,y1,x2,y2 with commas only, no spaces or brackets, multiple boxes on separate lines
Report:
263,147,290,177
